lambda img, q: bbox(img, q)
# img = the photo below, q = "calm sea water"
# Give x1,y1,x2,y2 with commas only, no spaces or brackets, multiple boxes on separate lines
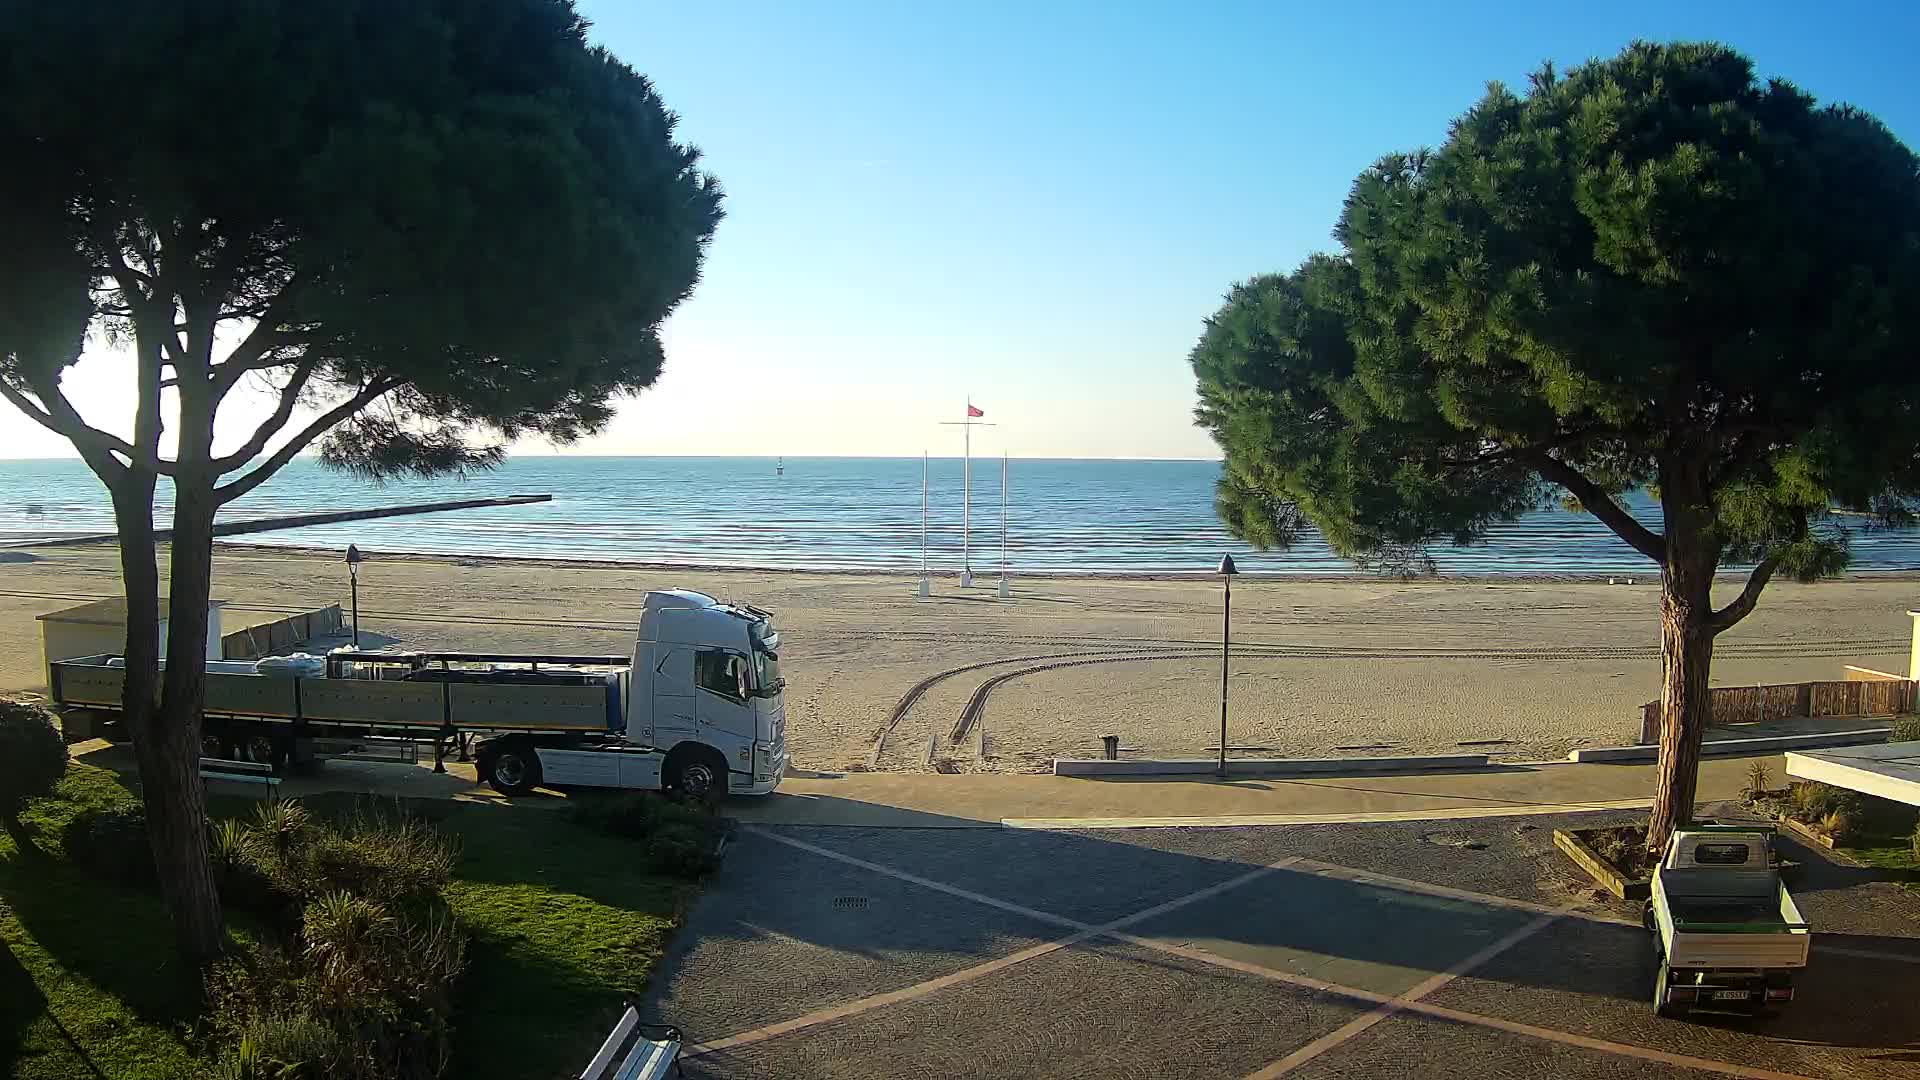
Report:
1,456,1916,575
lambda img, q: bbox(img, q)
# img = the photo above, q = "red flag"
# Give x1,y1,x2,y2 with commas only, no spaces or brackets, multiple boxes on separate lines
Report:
966,404,984,417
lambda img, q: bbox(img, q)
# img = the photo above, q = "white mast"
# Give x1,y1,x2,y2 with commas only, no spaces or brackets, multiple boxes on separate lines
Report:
938,400,991,588
962,398,972,587
997,452,1010,598
917,451,930,598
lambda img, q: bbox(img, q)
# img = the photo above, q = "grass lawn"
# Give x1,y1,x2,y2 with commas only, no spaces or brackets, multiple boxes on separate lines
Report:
1,763,704,1079
1841,835,1920,891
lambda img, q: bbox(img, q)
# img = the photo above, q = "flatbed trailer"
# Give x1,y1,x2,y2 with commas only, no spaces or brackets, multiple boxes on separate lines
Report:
51,589,787,799
1645,827,1808,1017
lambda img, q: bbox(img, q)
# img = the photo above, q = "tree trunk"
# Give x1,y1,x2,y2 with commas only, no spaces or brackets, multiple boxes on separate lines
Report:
109,469,223,958
1646,528,1718,856
151,449,226,961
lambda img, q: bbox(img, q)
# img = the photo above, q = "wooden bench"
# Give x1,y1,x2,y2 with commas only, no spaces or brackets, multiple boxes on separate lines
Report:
315,735,422,764
579,1006,681,1080
199,757,281,799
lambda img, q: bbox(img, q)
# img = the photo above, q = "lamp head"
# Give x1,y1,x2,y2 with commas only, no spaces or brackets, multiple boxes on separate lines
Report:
1217,553,1238,576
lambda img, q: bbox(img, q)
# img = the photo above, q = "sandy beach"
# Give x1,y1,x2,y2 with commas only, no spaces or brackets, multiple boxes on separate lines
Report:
2,542,1912,772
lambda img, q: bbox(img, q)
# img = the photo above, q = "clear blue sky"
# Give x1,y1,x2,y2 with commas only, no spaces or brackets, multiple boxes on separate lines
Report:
5,1,1916,460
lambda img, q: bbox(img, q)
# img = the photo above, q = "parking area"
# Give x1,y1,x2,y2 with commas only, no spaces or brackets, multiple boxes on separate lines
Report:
647,811,1920,1079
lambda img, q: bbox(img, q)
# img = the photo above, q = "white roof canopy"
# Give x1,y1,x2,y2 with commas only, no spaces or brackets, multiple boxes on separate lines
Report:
1785,742,1920,807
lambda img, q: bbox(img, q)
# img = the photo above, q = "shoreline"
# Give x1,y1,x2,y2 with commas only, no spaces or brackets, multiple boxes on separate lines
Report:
200,538,1920,584
8,534,1919,584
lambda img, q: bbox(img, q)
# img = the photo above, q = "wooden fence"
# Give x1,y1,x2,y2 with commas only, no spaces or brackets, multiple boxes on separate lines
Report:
221,605,344,661
1638,668,1914,744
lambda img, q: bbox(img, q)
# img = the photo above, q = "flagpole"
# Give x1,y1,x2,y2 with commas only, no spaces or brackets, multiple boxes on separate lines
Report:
918,451,930,598
961,397,973,587
939,403,991,589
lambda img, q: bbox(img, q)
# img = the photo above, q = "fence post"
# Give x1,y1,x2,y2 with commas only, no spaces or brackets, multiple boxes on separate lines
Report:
1640,701,1660,745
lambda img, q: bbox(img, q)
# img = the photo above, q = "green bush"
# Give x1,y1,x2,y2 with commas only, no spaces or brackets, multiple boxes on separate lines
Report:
0,700,70,844
645,822,722,879
211,819,299,920
215,1016,341,1080
207,808,469,1080
63,803,154,884
564,791,718,841
1911,820,1920,861
249,800,313,860
1787,781,1865,824
1891,715,1920,742
252,799,457,907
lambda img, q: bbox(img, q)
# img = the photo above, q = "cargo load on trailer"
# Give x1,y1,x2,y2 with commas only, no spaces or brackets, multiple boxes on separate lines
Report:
51,589,787,799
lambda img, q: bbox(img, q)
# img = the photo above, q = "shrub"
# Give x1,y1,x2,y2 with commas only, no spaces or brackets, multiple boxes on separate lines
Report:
63,804,154,884
1892,715,1920,742
215,1018,339,1080
645,822,721,878
0,700,69,844
1787,781,1864,824
211,818,298,920
1818,809,1853,843
253,799,457,907
1911,820,1920,861
565,791,715,839
249,800,313,860
1742,760,1773,801
209,894,466,1080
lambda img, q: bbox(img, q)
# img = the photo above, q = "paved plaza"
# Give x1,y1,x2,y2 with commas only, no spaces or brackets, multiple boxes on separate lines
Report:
648,811,1920,1079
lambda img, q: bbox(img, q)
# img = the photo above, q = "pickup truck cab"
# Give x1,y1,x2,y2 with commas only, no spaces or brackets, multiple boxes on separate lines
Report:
1645,827,1809,1017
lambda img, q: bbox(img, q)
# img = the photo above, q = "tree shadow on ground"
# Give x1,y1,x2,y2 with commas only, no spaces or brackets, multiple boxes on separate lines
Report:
0,851,202,1028
0,937,48,1078
640,797,1920,1069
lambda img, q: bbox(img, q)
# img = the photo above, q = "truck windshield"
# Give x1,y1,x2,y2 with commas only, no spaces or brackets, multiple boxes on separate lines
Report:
752,649,782,696
749,619,783,696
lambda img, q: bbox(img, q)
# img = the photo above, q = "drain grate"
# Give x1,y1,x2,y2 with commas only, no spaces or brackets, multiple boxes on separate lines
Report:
832,896,869,910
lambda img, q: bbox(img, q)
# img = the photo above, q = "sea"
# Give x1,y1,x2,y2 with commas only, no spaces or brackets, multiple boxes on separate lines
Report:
1,455,1917,576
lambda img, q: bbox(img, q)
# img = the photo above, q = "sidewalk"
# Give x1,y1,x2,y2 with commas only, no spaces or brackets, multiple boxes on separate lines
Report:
69,740,1772,828
738,755,1769,828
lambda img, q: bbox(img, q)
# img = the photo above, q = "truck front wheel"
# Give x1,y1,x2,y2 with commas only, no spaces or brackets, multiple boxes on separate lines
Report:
480,740,543,796
666,745,729,803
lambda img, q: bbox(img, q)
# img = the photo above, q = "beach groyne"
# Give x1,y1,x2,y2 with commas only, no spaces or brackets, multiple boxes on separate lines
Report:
5,494,552,548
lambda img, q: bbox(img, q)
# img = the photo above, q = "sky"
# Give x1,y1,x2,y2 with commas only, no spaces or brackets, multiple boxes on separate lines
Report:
5,0,1918,462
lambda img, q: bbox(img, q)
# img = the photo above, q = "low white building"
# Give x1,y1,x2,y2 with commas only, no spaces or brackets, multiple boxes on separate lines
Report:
38,596,226,690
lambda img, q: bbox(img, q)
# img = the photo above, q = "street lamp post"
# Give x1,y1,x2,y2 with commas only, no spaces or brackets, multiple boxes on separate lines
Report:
345,545,363,646
1217,553,1237,778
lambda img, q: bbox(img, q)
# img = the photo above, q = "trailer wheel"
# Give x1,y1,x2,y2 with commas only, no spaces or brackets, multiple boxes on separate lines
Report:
481,740,542,796
665,745,728,803
240,734,289,774
1652,965,1686,1018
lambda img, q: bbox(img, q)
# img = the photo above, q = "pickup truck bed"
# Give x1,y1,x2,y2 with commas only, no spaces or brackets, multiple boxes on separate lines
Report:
1669,900,1791,928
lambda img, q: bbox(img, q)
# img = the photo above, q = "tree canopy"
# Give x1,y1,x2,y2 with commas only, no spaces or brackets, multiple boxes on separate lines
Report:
0,0,722,485
1195,41,1920,588
0,0,723,959
1192,40,1920,851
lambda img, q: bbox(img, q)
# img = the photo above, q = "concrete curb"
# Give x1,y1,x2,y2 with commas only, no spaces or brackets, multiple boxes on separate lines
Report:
1051,753,1491,778
1568,728,1889,764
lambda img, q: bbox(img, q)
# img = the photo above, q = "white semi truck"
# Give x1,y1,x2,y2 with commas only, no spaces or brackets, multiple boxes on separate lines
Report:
49,589,787,799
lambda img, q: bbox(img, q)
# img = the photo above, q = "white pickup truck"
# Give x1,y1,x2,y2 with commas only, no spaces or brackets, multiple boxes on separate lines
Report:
1645,827,1809,1017
50,589,787,800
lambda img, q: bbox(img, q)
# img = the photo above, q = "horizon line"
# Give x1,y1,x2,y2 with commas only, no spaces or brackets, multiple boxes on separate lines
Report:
0,451,1227,464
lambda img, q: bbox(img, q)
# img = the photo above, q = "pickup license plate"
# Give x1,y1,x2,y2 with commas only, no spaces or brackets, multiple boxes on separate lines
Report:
1713,990,1751,1002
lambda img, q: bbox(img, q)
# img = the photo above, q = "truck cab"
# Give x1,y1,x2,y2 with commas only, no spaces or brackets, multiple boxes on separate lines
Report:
627,590,787,797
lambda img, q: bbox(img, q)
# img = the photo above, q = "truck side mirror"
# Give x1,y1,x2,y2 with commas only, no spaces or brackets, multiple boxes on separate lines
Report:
733,657,749,699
